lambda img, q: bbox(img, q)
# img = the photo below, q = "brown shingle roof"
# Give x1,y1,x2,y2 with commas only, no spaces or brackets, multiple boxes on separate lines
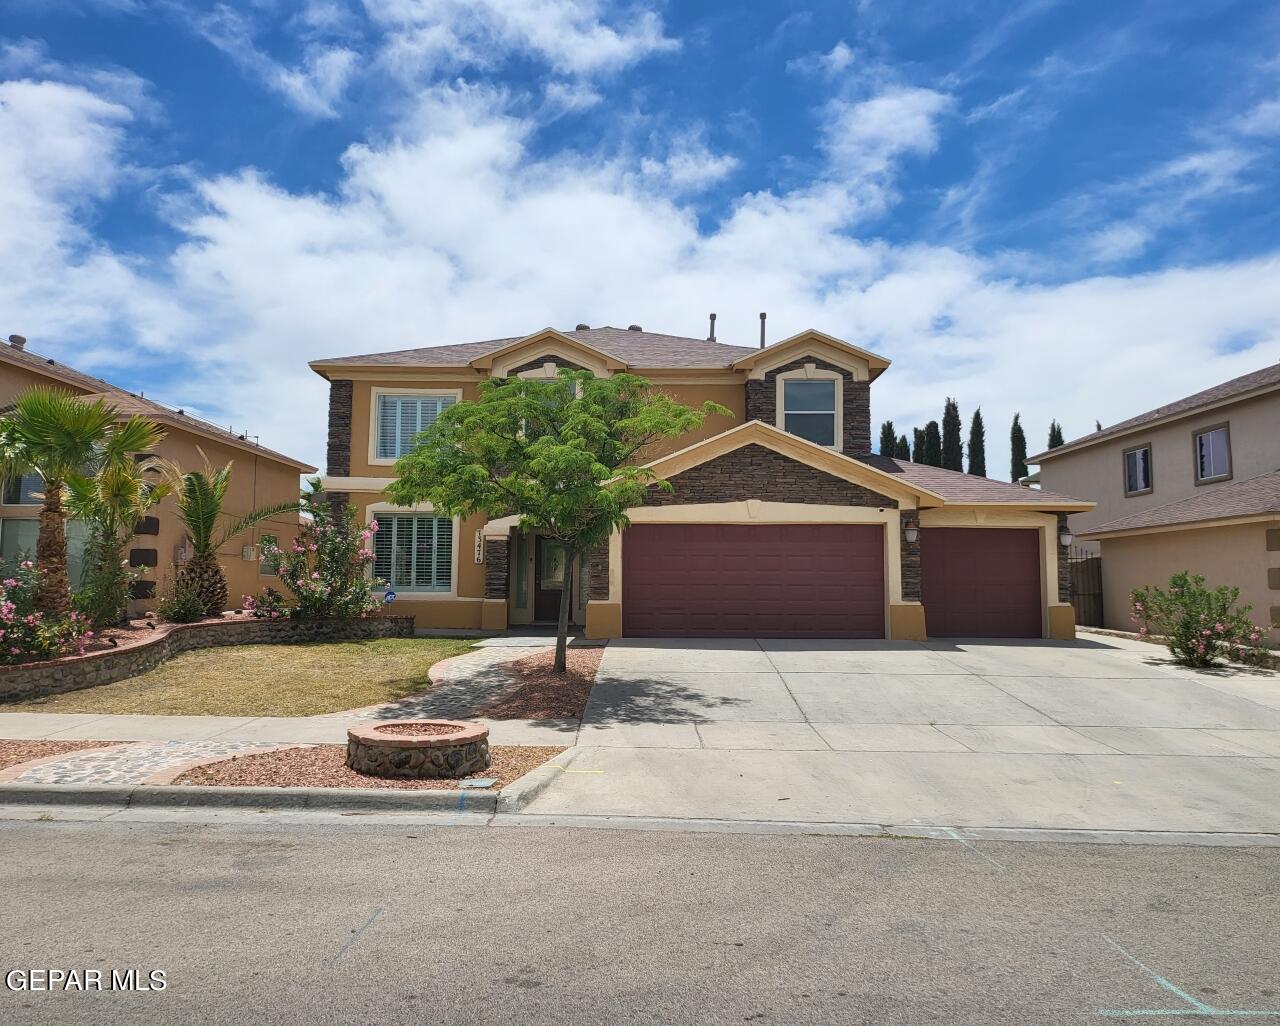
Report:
1080,470,1280,537
1032,361,1280,462
859,455,1090,507
313,325,759,369
0,342,314,472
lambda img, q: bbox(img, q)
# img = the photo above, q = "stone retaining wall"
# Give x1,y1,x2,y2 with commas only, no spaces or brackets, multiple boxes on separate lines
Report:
0,615,416,702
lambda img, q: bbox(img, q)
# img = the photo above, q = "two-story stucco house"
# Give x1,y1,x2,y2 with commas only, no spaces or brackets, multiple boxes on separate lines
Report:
0,333,314,610
312,324,1092,640
1032,361,1280,642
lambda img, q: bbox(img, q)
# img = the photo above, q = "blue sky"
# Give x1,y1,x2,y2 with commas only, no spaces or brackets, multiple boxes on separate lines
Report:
2,0,1278,476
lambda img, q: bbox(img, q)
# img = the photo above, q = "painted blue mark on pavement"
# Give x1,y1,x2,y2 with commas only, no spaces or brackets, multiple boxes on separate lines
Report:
332,907,383,962
1098,935,1280,1019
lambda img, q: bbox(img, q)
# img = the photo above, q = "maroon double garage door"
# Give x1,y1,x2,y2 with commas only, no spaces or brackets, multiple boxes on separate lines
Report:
622,523,1042,638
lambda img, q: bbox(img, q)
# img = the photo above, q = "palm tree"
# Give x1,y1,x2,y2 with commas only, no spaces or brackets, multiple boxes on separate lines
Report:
0,387,163,617
166,453,301,616
67,452,172,627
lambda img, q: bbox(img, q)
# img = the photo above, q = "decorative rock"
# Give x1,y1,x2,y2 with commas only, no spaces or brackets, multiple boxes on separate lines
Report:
346,720,491,780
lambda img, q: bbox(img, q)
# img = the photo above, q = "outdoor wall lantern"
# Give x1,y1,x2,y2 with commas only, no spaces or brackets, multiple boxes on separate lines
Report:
904,525,919,544
1059,529,1073,547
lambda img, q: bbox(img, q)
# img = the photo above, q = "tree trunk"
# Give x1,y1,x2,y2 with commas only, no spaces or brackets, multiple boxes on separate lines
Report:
554,547,576,673
35,479,71,618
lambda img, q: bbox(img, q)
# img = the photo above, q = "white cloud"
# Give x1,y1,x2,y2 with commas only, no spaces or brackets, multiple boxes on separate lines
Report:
1232,97,1280,137
541,80,603,117
188,3,358,117
787,40,855,77
5,55,1280,484
639,133,738,192
364,0,678,80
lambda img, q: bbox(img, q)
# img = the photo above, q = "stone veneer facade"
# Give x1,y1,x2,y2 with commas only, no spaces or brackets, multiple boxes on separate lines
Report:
484,537,510,599
0,616,415,702
645,444,897,508
744,357,872,457
900,509,921,602
326,378,355,515
586,543,609,600
1057,512,1072,603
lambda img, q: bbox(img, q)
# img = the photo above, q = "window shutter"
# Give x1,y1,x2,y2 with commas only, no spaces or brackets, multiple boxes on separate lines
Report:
434,517,453,589
372,520,393,582
377,397,399,459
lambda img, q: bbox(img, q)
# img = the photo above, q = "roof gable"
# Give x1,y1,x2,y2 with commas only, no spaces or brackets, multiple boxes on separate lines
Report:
732,329,891,381
468,328,628,376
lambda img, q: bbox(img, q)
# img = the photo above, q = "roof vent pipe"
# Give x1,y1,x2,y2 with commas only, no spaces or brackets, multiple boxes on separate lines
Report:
8,334,26,351
759,312,766,349
575,323,590,331
627,324,642,331
707,312,716,342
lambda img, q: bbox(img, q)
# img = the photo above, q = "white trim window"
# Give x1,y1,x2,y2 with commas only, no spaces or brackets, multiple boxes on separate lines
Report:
779,372,840,447
375,393,457,460
371,514,454,592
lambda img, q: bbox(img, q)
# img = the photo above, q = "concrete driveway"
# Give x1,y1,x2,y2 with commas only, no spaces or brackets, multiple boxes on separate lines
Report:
525,634,1280,836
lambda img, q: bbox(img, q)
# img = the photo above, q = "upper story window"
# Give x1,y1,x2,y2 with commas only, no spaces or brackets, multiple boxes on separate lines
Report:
2,473,43,505
780,376,839,447
1122,445,1153,496
1193,424,1231,484
375,393,457,460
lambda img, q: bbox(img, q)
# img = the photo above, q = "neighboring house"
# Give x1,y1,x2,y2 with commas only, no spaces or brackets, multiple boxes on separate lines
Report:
312,324,1090,640
0,334,315,611
1031,362,1280,642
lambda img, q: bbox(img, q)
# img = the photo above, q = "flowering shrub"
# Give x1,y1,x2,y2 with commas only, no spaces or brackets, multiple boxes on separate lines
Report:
261,502,383,619
243,586,288,620
1131,571,1268,668
0,561,94,664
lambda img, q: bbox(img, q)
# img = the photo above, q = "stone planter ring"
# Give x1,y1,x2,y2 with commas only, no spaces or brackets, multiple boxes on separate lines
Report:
346,720,490,780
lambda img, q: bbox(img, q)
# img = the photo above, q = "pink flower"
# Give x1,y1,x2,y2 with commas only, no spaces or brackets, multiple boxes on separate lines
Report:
369,519,380,533
2,579,16,588
1133,602,1143,612
1250,631,1262,642
19,560,32,570
1214,622,1226,633
1201,629,1211,637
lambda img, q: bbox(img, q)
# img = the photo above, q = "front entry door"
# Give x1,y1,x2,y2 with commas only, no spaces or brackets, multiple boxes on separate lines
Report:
534,537,568,622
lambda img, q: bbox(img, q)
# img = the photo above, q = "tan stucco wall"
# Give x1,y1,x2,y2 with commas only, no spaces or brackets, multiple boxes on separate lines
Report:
632,381,743,460
1098,519,1280,642
1037,390,1280,551
0,360,90,407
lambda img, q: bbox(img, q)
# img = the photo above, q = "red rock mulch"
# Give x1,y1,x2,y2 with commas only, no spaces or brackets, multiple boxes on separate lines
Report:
476,647,603,720
0,739,121,772
171,744,566,791
373,722,464,737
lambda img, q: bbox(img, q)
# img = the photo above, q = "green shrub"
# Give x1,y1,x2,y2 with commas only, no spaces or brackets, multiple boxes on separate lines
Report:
243,586,289,619
157,577,207,624
1130,571,1267,668
261,501,382,619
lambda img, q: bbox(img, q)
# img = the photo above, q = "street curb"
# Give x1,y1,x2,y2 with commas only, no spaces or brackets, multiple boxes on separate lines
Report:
0,782,499,813
495,747,588,814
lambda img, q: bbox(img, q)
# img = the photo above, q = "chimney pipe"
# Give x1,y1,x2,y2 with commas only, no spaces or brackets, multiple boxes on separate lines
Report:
8,334,26,351
707,312,716,342
759,312,766,349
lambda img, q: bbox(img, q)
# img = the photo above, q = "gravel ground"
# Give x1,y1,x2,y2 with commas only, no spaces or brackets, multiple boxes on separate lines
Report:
171,744,567,790
0,739,120,772
477,647,602,719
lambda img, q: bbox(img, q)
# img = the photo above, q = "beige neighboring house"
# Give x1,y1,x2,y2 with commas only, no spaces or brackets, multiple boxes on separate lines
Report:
1031,362,1280,642
312,323,1090,641
0,334,315,612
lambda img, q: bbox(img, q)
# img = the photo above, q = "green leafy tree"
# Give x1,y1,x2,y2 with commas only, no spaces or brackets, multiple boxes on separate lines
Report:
1010,413,1028,481
0,387,163,617
1048,420,1065,449
67,450,173,628
923,421,942,467
387,371,730,671
895,434,910,460
911,427,925,463
878,420,898,456
941,398,963,471
967,408,987,477
164,454,301,617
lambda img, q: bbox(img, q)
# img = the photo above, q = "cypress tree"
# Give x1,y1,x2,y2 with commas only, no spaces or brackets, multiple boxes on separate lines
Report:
941,398,963,471
912,427,925,463
1048,420,1065,449
923,420,942,467
967,408,987,477
1010,413,1028,481
895,434,910,460
878,420,898,456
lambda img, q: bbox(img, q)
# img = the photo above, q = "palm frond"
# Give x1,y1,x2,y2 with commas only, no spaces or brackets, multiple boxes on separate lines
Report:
214,500,302,549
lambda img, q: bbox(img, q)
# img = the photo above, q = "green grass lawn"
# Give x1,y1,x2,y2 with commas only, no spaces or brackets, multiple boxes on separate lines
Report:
5,637,478,717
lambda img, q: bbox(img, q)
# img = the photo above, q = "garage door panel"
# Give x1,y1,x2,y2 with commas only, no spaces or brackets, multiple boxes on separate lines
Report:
921,528,1041,638
623,523,884,638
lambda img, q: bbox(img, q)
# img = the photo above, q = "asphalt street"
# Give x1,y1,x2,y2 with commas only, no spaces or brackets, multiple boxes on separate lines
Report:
1,816,1278,1024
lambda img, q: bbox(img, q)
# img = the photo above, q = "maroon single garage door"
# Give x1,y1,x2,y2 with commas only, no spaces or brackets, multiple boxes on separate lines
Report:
622,524,884,638
921,528,1041,638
